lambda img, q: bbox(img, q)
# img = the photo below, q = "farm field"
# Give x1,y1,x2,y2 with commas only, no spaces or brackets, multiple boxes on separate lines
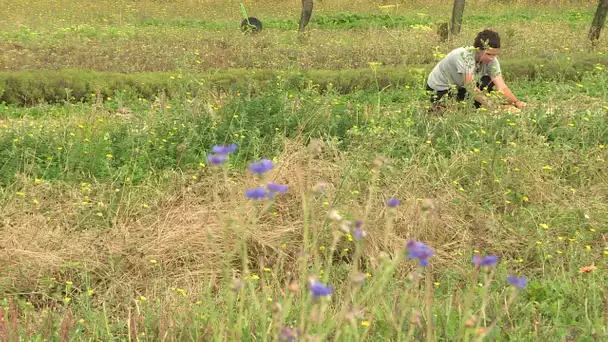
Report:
0,0,607,341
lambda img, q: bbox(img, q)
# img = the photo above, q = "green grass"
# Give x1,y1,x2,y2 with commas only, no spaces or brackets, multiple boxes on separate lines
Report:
1,68,607,340
1,53,607,105
0,0,607,340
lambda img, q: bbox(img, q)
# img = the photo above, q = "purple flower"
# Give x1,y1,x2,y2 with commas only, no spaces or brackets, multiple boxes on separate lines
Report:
507,275,527,289
266,183,288,194
308,280,333,297
472,255,500,267
207,144,237,166
212,144,237,155
406,240,434,267
278,327,300,342
249,159,274,175
353,220,366,241
387,198,400,207
207,153,228,165
245,187,267,200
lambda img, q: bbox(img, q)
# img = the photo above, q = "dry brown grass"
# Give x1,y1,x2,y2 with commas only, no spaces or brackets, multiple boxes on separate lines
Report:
2,132,585,312
0,138,475,305
0,0,604,72
1,22,604,72
0,0,596,29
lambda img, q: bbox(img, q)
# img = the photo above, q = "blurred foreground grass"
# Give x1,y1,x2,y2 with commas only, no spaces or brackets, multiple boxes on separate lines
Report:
0,63,607,340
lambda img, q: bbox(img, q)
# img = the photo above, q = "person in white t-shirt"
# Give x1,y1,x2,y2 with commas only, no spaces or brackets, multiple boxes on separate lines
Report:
426,29,527,111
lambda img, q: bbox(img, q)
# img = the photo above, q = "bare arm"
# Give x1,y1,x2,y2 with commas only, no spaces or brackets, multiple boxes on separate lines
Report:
491,75,526,108
464,73,489,107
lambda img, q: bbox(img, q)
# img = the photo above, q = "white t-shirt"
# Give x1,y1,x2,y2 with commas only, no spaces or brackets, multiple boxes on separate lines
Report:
427,46,502,91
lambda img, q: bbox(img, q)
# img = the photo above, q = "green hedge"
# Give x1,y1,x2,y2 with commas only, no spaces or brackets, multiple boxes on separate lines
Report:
0,54,606,106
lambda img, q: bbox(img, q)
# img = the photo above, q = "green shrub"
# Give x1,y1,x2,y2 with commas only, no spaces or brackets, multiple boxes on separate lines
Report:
0,54,606,106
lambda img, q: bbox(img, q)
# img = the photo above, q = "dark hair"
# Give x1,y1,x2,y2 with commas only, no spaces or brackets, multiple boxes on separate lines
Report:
474,29,500,50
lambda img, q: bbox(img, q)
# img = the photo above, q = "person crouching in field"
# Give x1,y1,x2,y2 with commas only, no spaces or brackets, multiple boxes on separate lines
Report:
426,29,527,112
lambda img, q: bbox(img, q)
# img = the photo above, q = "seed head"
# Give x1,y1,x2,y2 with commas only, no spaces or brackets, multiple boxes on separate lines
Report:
351,273,366,286
421,198,434,211
329,209,342,221
288,282,299,293
378,251,390,261
272,302,283,313
231,278,244,292
339,221,352,234
344,305,365,325
308,139,323,156
311,181,328,194
407,271,421,282
465,315,477,328
410,310,422,326
373,156,387,168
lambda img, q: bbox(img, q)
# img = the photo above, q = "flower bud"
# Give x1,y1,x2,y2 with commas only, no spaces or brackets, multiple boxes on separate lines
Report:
410,311,422,325
465,315,477,328
373,156,387,169
351,273,366,286
231,278,244,292
421,198,435,211
288,282,299,293
312,181,328,194
308,139,323,156
329,209,342,221
340,221,352,234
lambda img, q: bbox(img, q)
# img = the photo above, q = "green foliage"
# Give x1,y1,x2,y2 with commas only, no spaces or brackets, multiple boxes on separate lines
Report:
0,1,607,340
0,54,606,106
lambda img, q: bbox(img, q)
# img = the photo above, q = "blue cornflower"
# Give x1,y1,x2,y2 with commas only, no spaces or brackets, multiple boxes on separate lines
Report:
249,159,274,175
308,280,333,297
406,240,434,267
353,220,366,241
211,144,237,155
266,183,288,194
207,143,236,165
387,198,400,207
507,275,527,289
245,187,267,200
207,153,228,165
472,255,500,267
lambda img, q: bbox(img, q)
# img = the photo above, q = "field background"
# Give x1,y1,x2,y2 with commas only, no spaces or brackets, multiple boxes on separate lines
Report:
0,0,607,341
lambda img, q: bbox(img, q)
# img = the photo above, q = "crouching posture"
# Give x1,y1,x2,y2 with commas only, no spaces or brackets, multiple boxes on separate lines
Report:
426,29,527,111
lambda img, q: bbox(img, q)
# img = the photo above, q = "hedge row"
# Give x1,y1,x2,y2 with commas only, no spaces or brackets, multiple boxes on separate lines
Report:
0,54,606,106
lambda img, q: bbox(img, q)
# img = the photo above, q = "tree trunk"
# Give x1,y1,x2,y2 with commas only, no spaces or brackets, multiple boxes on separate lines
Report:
299,0,314,32
589,0,608,41
450,0,466,36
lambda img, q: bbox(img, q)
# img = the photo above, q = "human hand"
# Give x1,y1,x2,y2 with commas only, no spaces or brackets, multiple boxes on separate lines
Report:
501,105,521,114
514,101,527,109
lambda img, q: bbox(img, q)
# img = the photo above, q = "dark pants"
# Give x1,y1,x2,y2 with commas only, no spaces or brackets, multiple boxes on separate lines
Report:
426,76,494,108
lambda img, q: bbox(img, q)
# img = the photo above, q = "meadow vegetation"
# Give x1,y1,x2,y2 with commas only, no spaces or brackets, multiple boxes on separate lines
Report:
0,0,607,341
